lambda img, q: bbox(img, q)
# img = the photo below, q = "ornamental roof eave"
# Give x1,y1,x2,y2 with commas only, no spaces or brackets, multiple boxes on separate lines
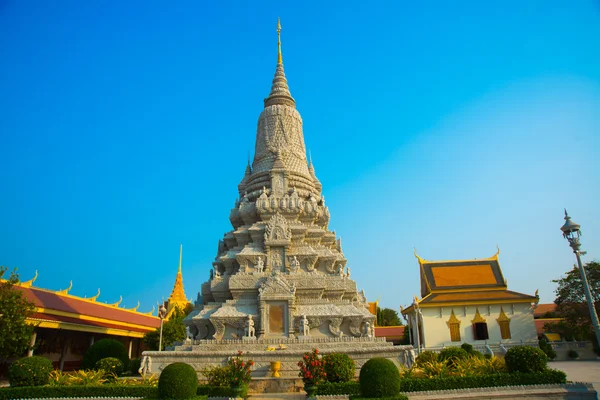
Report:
414,290,538,308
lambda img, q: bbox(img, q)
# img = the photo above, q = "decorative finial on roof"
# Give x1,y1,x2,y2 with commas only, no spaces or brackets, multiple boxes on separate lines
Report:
144,305,156,316
179,244,183,273
414,248,425,263
59,280,73,295
109,295,123,307
21,270,38,288
491,245,500,259
89,288,100,301
127,301,141,312
277,17,282,64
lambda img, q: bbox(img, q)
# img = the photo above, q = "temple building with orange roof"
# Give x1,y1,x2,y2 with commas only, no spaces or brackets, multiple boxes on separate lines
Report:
5,270,161,371
401,248,539,354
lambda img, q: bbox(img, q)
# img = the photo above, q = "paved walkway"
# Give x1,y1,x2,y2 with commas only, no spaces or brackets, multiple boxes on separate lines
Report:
550,360,600,392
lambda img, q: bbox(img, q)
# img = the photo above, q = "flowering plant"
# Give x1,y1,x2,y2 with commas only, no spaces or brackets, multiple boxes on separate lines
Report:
227,350,255,386
297,348,326,384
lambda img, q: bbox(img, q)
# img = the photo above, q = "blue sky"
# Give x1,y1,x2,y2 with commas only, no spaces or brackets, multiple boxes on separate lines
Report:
1,1,599,314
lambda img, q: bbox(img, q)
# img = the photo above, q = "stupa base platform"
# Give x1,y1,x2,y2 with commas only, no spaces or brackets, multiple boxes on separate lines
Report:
142,337,412,380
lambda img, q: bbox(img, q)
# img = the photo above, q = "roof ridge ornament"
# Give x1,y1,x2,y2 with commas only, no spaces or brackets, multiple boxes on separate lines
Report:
21,270,38,288
109,295,123,307
58,280,73,295
89,288,100,301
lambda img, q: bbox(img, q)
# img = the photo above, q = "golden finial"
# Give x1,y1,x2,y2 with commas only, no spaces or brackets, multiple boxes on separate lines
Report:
21,270,38,288
127,301,141,312
179,244,183,273
143,305,156,316
89,288,100,301
59,280,73,295
277,17,282,64
109,295,123,307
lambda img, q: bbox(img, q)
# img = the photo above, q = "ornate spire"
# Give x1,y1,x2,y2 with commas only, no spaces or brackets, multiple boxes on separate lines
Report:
178,244,182,273
264,18,295,108
277,17,282,64
167,245,189,317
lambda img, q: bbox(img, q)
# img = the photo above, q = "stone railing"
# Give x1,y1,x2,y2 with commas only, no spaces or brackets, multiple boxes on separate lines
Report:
549,340,597,360
417,341,539,356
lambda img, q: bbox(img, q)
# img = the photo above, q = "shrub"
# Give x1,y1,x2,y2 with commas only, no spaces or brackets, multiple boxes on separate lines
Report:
48,369,108,386
460,343,473,353
568,350,579,359
439,347,469,367
197,385,235,396
129,357,142,374
415,350,438,366
504,346,548,373
201,365,231,387
315,381,361,396
538,339,557,361
323,352,355,383
421,360,450,378
81,338,129,370
95,357,124,377
8,356,53,387
359,358,401,398
158,362,198,399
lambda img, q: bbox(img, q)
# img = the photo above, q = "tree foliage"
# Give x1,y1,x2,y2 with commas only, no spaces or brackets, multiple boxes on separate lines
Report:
143,307,188,350
0,267,36,371
376,307,403,326
546,261,600,341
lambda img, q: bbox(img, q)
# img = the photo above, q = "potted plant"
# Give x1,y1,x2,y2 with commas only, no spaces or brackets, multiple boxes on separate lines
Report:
228,350,254,398
297,348,326,398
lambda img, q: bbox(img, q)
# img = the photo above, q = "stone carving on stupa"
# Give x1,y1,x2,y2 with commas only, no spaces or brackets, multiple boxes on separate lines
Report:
184,19,374,343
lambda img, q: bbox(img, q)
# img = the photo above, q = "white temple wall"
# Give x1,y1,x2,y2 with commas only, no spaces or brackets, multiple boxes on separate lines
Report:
421,303,537,350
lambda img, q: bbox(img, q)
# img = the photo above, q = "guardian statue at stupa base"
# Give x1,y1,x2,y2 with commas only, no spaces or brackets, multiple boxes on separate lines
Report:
141,19,410,381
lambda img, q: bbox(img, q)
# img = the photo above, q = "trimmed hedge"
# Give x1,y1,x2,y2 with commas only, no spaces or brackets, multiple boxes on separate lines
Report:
8,356,53,387
158,362,198,399
81,338,129,370
0,385,157,400
359,358,401,398
312,370,566,396
315,381,361,396
398,370,567,392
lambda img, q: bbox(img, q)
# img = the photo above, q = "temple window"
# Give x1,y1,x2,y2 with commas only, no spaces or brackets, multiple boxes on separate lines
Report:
497,307,511,339
446,310,461,342
471,308,489,340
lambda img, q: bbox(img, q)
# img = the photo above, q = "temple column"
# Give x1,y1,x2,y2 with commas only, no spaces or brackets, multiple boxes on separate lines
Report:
128,339,133,358
27,330,37,357
58,334,69,371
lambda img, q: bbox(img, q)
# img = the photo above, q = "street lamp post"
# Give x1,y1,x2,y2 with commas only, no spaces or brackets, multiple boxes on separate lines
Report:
560,210,600,350
158,303,167,351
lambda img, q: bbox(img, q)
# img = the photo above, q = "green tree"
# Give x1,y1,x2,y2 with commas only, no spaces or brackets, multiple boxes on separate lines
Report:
376,307,403,326
143,308,187,350
545,261,599,342
0,267,36,373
